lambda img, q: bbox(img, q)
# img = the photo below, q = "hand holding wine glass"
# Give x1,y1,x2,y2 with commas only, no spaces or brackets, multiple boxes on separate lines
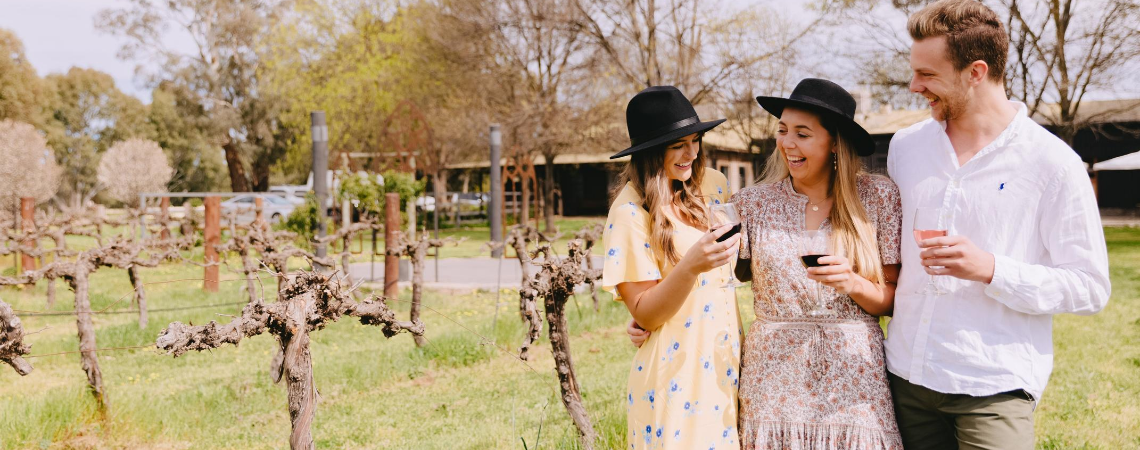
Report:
799,229,834,316
913,207,948,295
710,203,745,288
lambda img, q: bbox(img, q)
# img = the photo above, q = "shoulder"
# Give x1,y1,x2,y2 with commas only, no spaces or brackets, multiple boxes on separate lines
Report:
605,183,649,227
1017,119,1084,170
732,180,780,201
890,117,937,147
857,173,899,196
701,168,729,197
856,173,901,213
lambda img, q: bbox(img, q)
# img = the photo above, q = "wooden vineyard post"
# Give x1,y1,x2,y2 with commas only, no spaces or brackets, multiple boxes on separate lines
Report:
203,196,221,292
384,193,400,298
160,197,172,239
20,197,35,271
517,240,602,449
255,196,265,227
156,272,424,449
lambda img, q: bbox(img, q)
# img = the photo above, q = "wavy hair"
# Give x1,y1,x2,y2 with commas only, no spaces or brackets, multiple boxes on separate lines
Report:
614,136,710,266
759,117,884,284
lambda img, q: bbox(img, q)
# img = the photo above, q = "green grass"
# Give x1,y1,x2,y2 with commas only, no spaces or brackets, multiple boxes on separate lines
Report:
0,227,1136,449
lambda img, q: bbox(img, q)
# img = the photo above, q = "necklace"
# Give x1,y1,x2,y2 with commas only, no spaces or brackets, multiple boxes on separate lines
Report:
807,197,829,212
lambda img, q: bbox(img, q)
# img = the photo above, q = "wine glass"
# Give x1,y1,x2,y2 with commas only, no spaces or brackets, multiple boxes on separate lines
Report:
913,207,948,295
710,203,745,289
798,229,834,316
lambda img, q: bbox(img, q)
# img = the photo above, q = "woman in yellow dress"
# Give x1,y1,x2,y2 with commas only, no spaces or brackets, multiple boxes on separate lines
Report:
602,85,743,450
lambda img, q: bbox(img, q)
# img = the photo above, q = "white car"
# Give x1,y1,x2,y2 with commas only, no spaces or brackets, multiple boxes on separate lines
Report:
193,194,298,224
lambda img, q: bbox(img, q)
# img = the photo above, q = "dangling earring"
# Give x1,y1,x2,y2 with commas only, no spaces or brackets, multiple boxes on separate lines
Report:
833,154,838,171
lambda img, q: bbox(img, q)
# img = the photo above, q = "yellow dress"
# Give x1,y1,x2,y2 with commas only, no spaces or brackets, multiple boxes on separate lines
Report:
602,170,742,450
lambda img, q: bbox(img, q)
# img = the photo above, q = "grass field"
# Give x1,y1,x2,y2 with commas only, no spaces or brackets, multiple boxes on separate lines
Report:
0,227,1137,449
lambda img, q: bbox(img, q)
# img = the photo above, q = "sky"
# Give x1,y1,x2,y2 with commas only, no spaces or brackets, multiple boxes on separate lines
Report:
0,0,197,101
2,0,808,103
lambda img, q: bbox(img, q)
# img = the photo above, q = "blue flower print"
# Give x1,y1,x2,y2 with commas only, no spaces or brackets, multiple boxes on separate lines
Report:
644,425,652,445
700,277,708,287
714,198,721,204
704,303,711,313
644,242,650,249
684,317,693,328
674,430,681,440
642,389,656,408
665,339,680,361
717,186,723,194
655,427,663,438
628,392,634,405
608,247,618,257
684,401,691,410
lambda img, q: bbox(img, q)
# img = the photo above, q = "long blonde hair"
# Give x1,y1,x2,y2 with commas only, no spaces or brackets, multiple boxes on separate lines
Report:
615,138,710,266
759,118,884,284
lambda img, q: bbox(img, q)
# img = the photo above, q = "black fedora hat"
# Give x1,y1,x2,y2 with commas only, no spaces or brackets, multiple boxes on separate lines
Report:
755,78,876,156
610,86,726,159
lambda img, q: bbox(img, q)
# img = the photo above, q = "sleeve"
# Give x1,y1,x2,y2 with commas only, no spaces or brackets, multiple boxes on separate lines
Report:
729,190,751,260
983,163,1111,315
600,202,663,300
875,179,903,265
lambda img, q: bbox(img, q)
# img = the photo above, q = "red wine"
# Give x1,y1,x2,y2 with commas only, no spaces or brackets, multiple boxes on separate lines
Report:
913,229,947,245
800,254,828,267
716,223,741,242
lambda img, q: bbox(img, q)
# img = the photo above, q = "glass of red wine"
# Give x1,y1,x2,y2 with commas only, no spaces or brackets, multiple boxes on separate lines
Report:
711,203,745,289
798,229,834,316
913,207,948,295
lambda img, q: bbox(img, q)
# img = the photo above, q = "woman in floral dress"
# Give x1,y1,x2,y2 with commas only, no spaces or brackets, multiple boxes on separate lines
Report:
732,79,904,448
602,85,744,450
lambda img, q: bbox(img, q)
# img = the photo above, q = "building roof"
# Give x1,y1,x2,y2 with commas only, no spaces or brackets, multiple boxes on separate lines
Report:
444,99,1140,169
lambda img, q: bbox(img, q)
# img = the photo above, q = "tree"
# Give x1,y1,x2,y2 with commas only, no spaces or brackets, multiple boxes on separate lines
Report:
97,0,292,192
0,120,62,217
1002,0,1140,145
573,0,817,104
42,67,151,207
146,82,228,194
843,0,1140,142
97,138,173,209
0,29,49,128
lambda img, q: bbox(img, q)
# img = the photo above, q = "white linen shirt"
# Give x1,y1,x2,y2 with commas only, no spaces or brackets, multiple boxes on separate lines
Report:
884,102,1110,400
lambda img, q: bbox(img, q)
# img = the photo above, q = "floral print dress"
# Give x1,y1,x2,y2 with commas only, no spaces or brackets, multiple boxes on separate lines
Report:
602,170,742,450
732,175,904,450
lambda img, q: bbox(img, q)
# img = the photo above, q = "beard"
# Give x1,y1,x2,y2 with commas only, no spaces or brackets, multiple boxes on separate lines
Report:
932,78,971,121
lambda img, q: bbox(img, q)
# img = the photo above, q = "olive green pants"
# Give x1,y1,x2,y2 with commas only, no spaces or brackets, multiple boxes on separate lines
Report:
888,373,1036,450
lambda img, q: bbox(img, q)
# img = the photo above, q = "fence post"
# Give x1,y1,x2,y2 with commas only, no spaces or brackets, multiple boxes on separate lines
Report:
254,196,265,227
489,124,503,257
203,196,220,292
19,197,35,271
384,192,400,298
160,197,171,239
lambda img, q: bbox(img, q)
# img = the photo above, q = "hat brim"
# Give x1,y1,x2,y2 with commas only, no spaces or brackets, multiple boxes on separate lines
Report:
755,96,876,156
609,118,727,159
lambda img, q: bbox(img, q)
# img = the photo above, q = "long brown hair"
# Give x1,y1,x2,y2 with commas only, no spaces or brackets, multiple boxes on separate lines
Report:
614,137,710,266
759,116,884,284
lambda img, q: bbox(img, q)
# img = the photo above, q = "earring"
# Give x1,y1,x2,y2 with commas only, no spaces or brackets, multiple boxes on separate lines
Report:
833,154,838,171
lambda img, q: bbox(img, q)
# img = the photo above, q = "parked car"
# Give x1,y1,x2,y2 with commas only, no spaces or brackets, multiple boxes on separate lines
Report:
194,194,298,224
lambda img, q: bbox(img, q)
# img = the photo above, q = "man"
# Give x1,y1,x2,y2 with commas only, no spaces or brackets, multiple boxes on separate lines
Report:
886,0,1111,448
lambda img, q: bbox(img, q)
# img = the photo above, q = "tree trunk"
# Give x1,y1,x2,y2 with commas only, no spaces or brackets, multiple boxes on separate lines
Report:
241,250,259,304
251,152,272,192
545,286,597,449
282,294,316,450
20,197,35,271
72,271,108,415
410,243,427,348
223,142,252,193
128,265,148,329
543,152,556,232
